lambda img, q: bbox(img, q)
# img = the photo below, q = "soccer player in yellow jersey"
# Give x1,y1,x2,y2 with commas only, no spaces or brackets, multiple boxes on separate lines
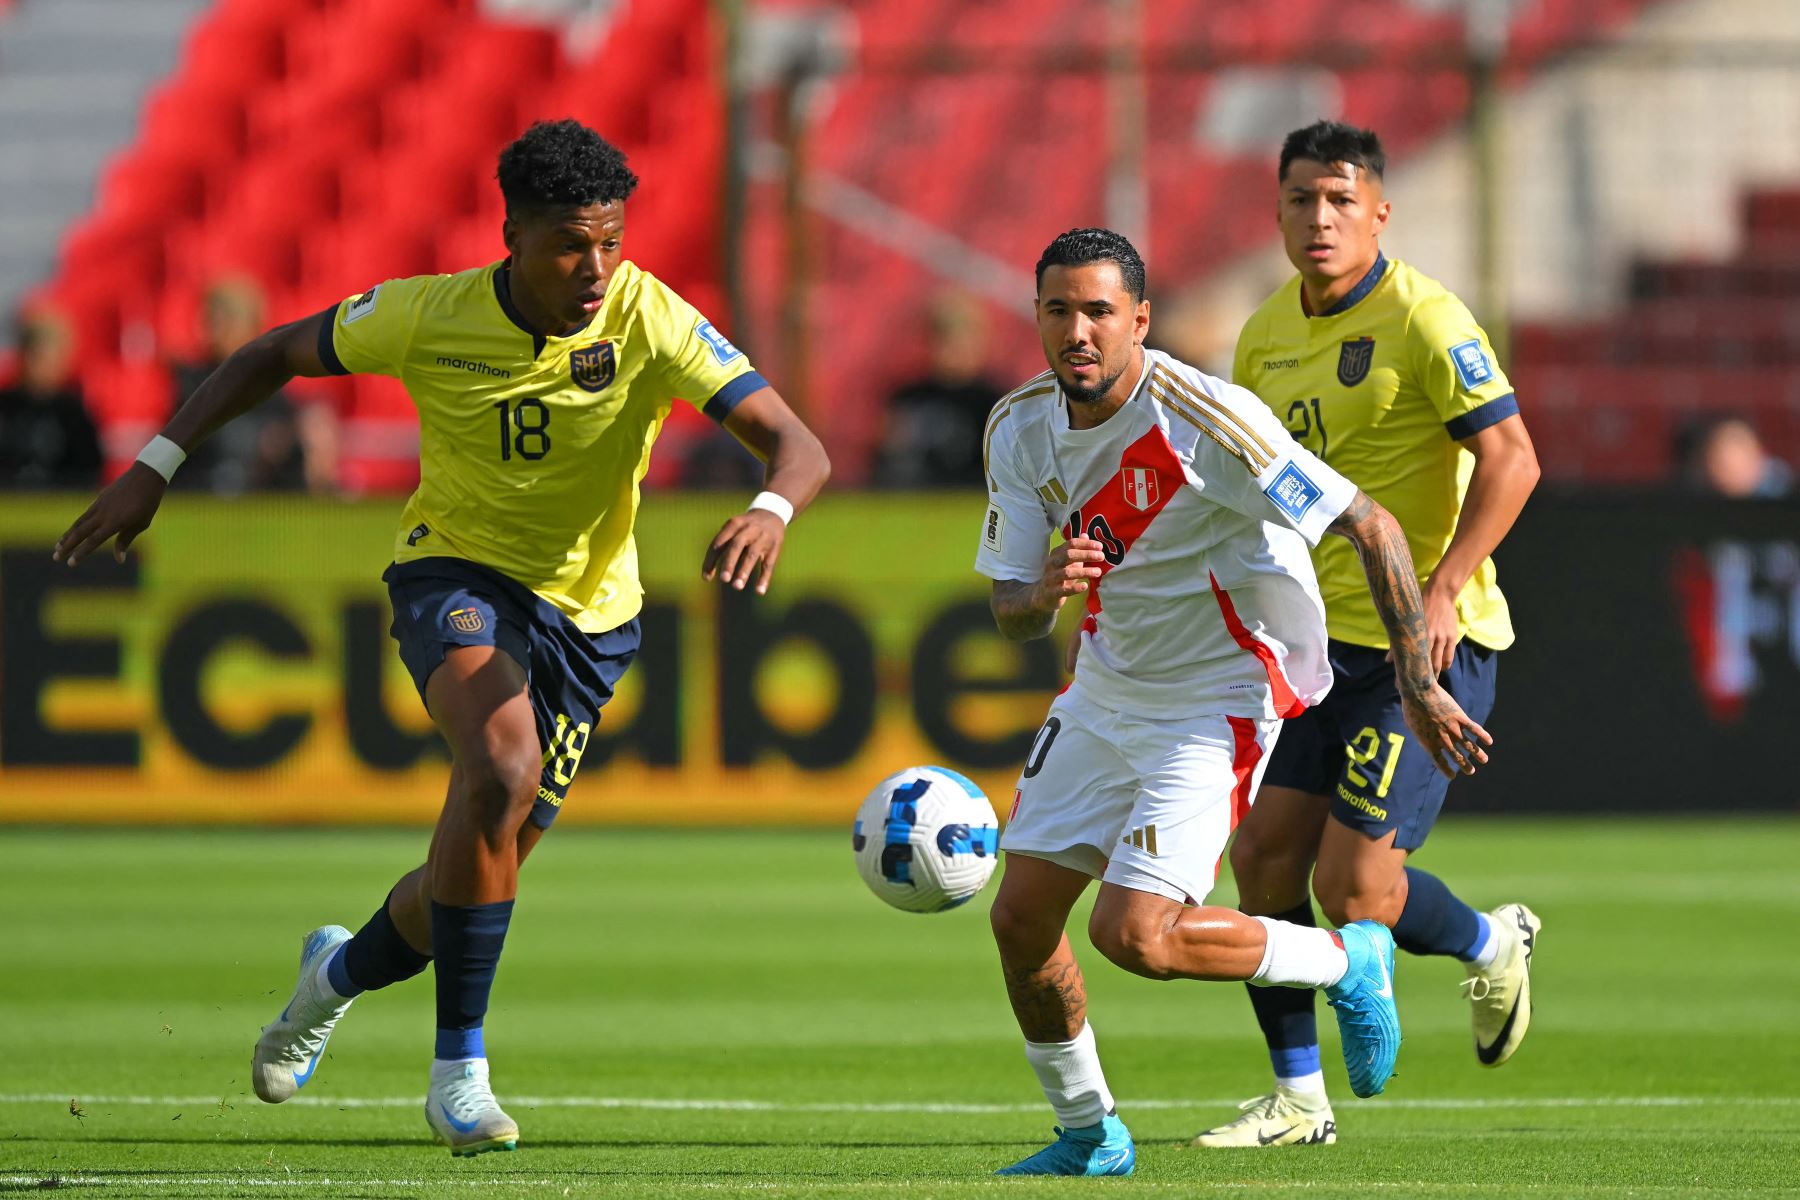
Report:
1193,121,1542,1148
53,120,830,1155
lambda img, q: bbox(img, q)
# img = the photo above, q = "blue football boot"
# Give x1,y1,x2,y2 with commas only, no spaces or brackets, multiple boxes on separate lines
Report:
996,1112,1135,1176
1324,919,1401,1098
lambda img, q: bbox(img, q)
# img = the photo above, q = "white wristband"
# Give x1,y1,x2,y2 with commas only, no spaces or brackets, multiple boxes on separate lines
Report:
135,435,186,482
748,490,794,525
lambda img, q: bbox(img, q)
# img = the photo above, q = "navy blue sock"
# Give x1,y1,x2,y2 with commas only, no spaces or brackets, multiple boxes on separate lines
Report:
1244,901,1322,1079
328,888,432,998
1391,866,1482,959
430,899,514,1061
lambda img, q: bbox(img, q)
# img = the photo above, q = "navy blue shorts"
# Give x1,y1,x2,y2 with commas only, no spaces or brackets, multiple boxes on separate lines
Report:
1261,638,1498,851
383,557,639,829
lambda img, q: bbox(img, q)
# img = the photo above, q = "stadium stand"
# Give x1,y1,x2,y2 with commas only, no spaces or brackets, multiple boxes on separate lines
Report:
1512,183,1800,482
796,0,1667,477
14,0,1794,488
26,0,722,489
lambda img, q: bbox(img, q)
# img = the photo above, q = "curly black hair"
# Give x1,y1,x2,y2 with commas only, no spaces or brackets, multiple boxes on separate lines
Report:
1034,227,1146,302
496,119,639,218
1279,120,1385,183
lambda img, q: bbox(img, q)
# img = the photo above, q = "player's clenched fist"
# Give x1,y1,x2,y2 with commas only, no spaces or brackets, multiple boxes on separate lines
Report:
1034,536,1107,608
702,509,787,595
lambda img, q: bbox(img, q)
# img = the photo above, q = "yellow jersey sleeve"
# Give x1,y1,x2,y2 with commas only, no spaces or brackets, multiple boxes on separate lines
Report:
1229,314,1258,388
636,273,768,421
1405,292,1518,441
317,276,436,378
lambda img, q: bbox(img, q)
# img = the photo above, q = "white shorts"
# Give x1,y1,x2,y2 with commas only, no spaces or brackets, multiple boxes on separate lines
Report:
1001,682,1281,906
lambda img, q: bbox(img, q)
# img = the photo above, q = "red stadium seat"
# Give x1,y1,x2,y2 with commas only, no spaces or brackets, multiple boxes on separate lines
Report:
93,151,211,230
137,82,253,171
40,0,727,490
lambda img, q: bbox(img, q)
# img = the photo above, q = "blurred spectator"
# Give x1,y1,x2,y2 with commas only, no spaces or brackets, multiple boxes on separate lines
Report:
0,307,103,490
1675,415,1794,499
873,293,1005,488
169,278,337,493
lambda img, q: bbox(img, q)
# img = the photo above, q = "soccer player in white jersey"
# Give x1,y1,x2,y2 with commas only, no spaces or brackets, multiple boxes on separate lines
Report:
977,228,1493,1176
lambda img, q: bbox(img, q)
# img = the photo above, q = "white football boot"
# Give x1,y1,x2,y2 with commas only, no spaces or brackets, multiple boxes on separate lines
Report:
1462,902,1542,1067
425,1059,520,1156
252,925,355,1103
1190,1086,1337,1148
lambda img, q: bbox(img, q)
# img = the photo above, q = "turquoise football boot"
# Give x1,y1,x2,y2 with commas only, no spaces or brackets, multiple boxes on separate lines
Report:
1324,919,1401,1098
996,1112,1135,1176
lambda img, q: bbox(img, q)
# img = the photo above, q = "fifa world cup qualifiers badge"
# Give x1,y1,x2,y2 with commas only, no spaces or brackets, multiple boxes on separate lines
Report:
1449,338,1495,389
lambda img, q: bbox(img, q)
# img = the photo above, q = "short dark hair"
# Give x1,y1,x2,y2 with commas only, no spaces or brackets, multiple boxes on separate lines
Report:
497,119,639,218
1035,228,1146,302
1279,120,1386,183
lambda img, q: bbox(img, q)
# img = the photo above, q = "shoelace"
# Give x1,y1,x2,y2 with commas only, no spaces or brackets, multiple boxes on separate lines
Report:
1229,1093,1285,1123
440,1070,501,1121
1459,975,1506,1004
275,985,343,1065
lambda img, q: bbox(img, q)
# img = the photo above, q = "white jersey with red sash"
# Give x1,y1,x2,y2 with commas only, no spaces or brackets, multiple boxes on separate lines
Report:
976,349,1358,722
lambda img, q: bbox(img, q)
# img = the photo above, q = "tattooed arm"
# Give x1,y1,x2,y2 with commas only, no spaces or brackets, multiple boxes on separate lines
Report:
1326,490,1493,777
991,536,1107,641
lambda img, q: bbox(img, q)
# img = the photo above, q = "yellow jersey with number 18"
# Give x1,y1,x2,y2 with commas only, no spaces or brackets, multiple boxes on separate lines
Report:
320,258,766,633
1233,254,1517,652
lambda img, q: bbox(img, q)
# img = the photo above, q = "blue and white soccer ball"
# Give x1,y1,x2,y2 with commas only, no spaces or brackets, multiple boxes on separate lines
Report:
853,766,999,913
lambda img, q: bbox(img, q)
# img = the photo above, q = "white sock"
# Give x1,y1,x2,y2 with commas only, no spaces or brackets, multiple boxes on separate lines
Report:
314,950,356,1005
1464,913,1502,969
1249,916,1348,989
1276,1069,1327,1097
431,1056,485,1082
1023,1022,1115,1129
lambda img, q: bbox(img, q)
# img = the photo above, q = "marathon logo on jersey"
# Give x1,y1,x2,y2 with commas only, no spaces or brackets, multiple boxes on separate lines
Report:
343,285,380,325
1264,462,1324,523
1123,467,1159,512
1337,337,1375,386
447,607,486,634
1449,338,1495,390
983,504,1007,552
406,522,429,546
570,341,616,393
695,320,744,365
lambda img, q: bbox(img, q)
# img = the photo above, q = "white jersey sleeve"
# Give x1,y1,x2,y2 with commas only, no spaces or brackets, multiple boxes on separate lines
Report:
1165,371,1357,546
974,398,1055,582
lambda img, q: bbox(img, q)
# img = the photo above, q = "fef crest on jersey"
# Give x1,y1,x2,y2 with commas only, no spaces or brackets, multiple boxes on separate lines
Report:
1337,337,1375,387
1123,467,1160,512
570,341,616,393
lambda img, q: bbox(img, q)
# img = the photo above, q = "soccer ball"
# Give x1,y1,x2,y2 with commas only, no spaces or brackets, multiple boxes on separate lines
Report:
853,766,999,913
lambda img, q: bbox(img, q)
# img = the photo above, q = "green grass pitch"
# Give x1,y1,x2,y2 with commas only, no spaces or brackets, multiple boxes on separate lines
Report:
2,819,1797,1198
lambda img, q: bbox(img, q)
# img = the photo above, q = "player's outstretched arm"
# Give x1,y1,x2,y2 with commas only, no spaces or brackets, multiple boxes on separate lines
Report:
52,311,335,567
990,537,1106,642
703,386,831,594
1326,491,1493,778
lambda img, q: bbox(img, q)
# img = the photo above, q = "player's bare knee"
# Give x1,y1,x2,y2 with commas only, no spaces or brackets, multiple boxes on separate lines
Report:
1090,913,1176,981
989,893,1060,963
456,744,540,839
1230,834,1310,912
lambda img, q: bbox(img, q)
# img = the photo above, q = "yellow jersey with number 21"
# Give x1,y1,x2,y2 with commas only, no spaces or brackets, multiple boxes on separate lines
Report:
320,258,766,634
1233,254,1516,652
